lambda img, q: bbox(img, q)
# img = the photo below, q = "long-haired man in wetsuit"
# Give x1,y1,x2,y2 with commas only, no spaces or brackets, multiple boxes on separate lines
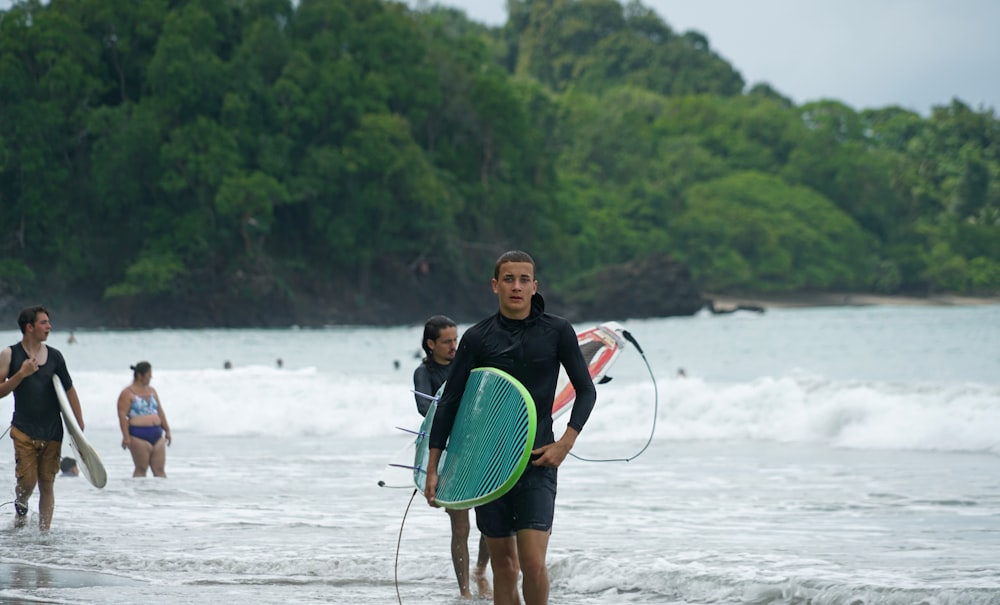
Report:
424,251,597,605
413,315,492,598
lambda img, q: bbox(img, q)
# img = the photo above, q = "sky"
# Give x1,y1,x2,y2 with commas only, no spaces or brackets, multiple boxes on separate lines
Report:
431,0,1000,116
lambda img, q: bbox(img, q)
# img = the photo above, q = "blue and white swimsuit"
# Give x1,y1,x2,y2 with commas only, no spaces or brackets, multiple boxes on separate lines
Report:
127,390,164,445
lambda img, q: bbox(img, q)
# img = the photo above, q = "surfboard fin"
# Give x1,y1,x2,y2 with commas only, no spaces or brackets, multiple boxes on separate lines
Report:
388,463,426,475
598,375,613,384
411,389,439,402
394,426,425,437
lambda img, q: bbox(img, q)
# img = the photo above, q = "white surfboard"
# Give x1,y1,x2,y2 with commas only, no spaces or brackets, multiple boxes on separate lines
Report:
376,438,418,488
52,376,107,488
552,321,627,419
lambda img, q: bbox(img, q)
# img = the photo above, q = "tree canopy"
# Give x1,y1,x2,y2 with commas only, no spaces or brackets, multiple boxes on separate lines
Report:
1,0,997,324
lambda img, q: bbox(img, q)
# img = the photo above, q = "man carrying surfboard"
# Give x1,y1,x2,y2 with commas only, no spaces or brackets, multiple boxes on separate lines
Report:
425,251,597,605
0,305,87,531
413,315,492,599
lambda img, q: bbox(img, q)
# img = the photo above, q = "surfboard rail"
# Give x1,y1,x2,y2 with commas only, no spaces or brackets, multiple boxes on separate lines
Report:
52,375,107,489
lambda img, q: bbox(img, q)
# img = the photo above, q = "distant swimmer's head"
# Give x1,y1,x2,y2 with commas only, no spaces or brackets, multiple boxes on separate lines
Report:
60,457,79,476
422,315,458,365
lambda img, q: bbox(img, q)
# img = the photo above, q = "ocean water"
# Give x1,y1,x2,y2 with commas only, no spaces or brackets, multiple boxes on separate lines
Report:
0,305,998,604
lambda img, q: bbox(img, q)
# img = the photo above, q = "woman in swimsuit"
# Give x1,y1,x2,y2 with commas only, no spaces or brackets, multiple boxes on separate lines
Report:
116,361,172,477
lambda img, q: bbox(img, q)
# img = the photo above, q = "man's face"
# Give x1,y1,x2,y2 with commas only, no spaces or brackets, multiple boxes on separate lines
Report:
28,313,51,341
429,326,458,365
492,261,537,319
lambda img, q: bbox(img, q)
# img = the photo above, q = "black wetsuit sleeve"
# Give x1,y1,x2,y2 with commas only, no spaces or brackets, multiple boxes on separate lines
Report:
412,364,433,417
560,321,596,433
428,329,478,450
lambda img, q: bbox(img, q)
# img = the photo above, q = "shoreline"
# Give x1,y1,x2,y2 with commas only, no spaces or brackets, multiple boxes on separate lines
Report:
703,292,1000,310
0,562,143,590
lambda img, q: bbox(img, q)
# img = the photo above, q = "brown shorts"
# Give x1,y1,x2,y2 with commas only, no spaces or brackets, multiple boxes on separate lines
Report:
11,426,62,492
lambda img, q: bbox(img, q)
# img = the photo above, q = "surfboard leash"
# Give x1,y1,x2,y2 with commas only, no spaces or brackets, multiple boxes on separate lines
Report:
570,329,659,463
393,488,419,605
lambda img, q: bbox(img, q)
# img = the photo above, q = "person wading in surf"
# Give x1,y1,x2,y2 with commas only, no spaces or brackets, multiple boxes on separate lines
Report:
414,315,492,599
0,305,87,531
424,250,597,605
117,361,172,478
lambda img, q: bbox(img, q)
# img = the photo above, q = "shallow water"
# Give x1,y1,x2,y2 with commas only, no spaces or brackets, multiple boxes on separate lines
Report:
1,305,998,604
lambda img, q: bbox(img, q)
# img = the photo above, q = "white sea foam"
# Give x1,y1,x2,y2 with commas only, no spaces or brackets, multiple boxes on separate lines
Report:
564,371,1000,454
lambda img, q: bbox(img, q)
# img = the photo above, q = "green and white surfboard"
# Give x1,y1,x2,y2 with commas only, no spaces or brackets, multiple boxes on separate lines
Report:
414,368,536,509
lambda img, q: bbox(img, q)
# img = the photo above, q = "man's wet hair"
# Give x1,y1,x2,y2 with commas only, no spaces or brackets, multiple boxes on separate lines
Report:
493,250,535,279
17,305,49,334
421,315,457,361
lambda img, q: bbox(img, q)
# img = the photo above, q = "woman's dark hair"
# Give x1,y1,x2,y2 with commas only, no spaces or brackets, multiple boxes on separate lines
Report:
130,361,152,378
421,315,456,362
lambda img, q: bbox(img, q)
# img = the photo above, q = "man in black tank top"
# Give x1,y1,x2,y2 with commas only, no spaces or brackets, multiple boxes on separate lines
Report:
0,305,87,531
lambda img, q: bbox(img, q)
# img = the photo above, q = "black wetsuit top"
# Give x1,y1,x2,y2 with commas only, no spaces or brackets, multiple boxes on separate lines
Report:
429,294,596,451
413,359,450,417
8,343,71,441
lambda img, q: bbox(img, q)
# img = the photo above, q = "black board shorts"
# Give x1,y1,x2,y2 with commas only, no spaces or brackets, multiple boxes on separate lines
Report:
475,464,557,537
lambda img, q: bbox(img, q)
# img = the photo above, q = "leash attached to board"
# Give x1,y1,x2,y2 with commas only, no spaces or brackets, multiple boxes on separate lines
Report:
570,329,658,463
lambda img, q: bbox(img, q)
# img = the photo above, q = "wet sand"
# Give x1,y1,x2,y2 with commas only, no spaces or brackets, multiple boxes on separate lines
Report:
704,292,1000,310
0,562,142,590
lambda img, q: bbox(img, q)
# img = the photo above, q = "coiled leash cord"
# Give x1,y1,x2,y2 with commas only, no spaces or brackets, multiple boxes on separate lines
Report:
570,329,659,463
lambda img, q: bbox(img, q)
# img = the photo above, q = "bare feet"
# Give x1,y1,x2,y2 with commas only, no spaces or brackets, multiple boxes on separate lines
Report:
473,567,492,600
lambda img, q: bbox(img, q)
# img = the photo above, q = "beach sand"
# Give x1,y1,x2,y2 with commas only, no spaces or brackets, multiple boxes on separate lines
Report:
704,292,1000,310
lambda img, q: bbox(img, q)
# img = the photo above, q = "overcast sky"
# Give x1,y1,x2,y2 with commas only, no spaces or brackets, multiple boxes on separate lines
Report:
434,0,1000,116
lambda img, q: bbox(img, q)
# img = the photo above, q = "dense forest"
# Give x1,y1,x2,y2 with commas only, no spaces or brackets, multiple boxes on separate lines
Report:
1,0,998,327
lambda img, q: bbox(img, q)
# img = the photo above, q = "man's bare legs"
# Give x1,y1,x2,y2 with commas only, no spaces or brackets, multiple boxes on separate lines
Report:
485,529,551,605
13,479,55,531
37,479,54,531
486,535,520,605
473,533,493,598
446,509,493,599
13,482,29,528
516,529,550,605
448,508,474,597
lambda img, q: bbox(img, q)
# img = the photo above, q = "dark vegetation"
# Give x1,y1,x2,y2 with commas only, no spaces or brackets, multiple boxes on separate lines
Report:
1,0,998,327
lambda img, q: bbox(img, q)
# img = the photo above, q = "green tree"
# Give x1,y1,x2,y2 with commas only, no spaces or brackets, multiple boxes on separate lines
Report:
215,171,290,257
673,172,877,291
146,3,228,121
